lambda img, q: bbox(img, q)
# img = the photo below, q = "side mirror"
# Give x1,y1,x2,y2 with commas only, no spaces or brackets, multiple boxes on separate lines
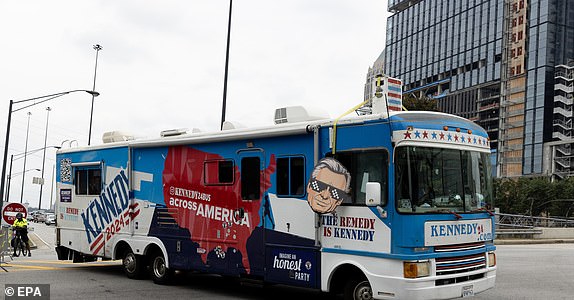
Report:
365,182,381,207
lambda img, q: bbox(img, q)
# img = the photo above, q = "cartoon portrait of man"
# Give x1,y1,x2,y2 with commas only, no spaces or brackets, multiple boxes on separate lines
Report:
307,157,351,214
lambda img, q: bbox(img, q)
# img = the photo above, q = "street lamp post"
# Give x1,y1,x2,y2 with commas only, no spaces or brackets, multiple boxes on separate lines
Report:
6,154,15,201
49,164,55,210
8,168,41,203
38,107,52,210
88,44,103,146
0,90,99,210
5,146,61,203
19,112,32,203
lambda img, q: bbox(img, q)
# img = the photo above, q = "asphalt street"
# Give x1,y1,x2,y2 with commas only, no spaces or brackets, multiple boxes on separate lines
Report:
1,223,573,299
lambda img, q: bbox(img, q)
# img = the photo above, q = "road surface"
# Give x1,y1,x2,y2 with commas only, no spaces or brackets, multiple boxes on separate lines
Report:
1,223,573,299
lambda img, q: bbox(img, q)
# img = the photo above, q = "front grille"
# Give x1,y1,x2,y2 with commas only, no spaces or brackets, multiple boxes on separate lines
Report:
434,242,485,252
436,273,485,286
436,253,486,276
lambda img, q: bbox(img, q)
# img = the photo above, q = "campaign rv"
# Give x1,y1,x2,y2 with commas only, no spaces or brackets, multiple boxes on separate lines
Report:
55,106,496,299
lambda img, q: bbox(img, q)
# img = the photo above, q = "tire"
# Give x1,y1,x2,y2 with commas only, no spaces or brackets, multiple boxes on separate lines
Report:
344,279,373,300
14,238,25,257
150,251,172,284
20,240,28,257
12,238,20,256
123,249,146,279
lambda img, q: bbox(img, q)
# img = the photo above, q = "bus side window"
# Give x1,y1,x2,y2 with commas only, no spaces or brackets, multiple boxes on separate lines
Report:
276,156,305,197
204,159,234,185
74,167,102,196
241,157,260,200
355,152,387,205
330,150,388,206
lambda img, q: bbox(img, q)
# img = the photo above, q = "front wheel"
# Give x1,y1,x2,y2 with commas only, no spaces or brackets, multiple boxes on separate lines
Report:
13,238,24,256
150,251,172,284
344,279,373,300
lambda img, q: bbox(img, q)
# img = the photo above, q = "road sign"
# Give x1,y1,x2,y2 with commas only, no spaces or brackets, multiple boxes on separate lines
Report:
2,202,27,226
33,177,45,185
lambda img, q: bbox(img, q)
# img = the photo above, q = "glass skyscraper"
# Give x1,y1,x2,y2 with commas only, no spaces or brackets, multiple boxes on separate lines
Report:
384,0,574,177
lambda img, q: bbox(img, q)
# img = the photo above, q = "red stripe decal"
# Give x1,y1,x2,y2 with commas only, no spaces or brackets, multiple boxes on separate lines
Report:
92,241,105,255
90,234,104,251
131,209,140,219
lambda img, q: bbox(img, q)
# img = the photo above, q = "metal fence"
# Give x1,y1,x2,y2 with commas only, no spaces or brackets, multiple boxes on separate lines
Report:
1,226,10,254
496,212,574,229
1,225,12,269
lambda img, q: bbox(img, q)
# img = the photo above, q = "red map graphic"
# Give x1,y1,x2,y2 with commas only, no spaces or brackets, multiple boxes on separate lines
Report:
162,146,275,272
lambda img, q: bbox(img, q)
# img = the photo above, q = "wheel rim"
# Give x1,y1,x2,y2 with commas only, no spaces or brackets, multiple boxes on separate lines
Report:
354,281,373,300
153,256,166,278
124,253,136,274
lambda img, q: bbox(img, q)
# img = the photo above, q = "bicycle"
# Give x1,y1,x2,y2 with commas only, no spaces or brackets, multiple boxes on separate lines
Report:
12,229,28,257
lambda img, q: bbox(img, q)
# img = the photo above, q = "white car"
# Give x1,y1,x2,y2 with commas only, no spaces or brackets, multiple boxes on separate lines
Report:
45,214,56,226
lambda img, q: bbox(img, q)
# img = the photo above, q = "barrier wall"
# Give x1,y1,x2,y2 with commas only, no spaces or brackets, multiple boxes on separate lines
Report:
534,227,574,239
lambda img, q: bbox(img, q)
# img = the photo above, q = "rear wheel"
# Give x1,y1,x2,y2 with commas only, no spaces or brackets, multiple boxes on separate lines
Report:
123,249,145,279
150,251,172,284
344,279,373,300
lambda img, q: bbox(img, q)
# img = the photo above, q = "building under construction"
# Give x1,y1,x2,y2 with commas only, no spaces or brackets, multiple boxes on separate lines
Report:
381,0,574,178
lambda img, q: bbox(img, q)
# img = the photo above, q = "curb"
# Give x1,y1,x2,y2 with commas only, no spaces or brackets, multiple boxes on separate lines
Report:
495,239,574,245
28,232,41,249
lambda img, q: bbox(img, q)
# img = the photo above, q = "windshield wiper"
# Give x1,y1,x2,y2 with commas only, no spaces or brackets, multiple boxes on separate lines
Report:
469,207,495,216
425,209,463,220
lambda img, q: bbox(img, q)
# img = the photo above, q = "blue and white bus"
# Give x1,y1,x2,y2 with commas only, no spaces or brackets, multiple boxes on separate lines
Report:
55,106,496,299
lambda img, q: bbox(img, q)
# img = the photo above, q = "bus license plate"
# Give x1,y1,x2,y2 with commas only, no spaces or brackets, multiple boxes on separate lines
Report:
462,285,474,297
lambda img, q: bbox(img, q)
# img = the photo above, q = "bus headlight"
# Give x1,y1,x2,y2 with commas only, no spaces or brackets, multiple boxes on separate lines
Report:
488,252,496,267
404,261,430,278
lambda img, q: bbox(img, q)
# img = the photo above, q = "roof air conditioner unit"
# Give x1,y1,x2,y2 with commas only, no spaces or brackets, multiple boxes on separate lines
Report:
102,131,135,143
160,128,188,137
274,106,329,124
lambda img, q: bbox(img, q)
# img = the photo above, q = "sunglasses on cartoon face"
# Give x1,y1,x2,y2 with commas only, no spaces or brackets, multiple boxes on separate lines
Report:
309,179,350,202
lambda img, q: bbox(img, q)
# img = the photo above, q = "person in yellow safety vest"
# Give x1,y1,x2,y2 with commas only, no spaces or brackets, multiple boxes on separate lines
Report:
12,212,31,257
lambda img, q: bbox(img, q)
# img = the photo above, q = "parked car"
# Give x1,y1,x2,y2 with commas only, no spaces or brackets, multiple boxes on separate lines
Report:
45,214,56,226
34,213,46,223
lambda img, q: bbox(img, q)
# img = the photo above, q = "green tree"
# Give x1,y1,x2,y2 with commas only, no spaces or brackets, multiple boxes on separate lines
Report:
523,177,552,216
494,178,527,214
494,176,574,218
545,177,574,217
402,93,438,111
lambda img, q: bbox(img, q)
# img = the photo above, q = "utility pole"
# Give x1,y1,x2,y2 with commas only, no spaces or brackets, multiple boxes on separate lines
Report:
19,112,31,203
220,0,233,130
49,164,55,210
88,44,103,145
38,107,51,209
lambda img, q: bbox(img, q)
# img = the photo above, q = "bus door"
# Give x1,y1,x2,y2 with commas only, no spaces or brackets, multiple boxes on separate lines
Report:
237,149,266,275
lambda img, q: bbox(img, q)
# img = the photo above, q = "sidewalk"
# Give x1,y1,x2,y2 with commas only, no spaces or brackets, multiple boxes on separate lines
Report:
495,238,574,245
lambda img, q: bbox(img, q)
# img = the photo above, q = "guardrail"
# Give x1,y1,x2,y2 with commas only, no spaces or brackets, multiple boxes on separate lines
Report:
496,213,574,238
497,212,574,228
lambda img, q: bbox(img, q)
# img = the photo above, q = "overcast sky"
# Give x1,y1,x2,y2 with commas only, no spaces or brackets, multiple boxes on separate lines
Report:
0,0,389,209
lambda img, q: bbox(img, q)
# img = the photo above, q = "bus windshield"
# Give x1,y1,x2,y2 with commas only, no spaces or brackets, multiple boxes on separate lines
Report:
395,146,493,214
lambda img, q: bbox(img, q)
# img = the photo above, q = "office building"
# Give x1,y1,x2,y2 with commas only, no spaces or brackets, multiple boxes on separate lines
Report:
383,0,574,177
